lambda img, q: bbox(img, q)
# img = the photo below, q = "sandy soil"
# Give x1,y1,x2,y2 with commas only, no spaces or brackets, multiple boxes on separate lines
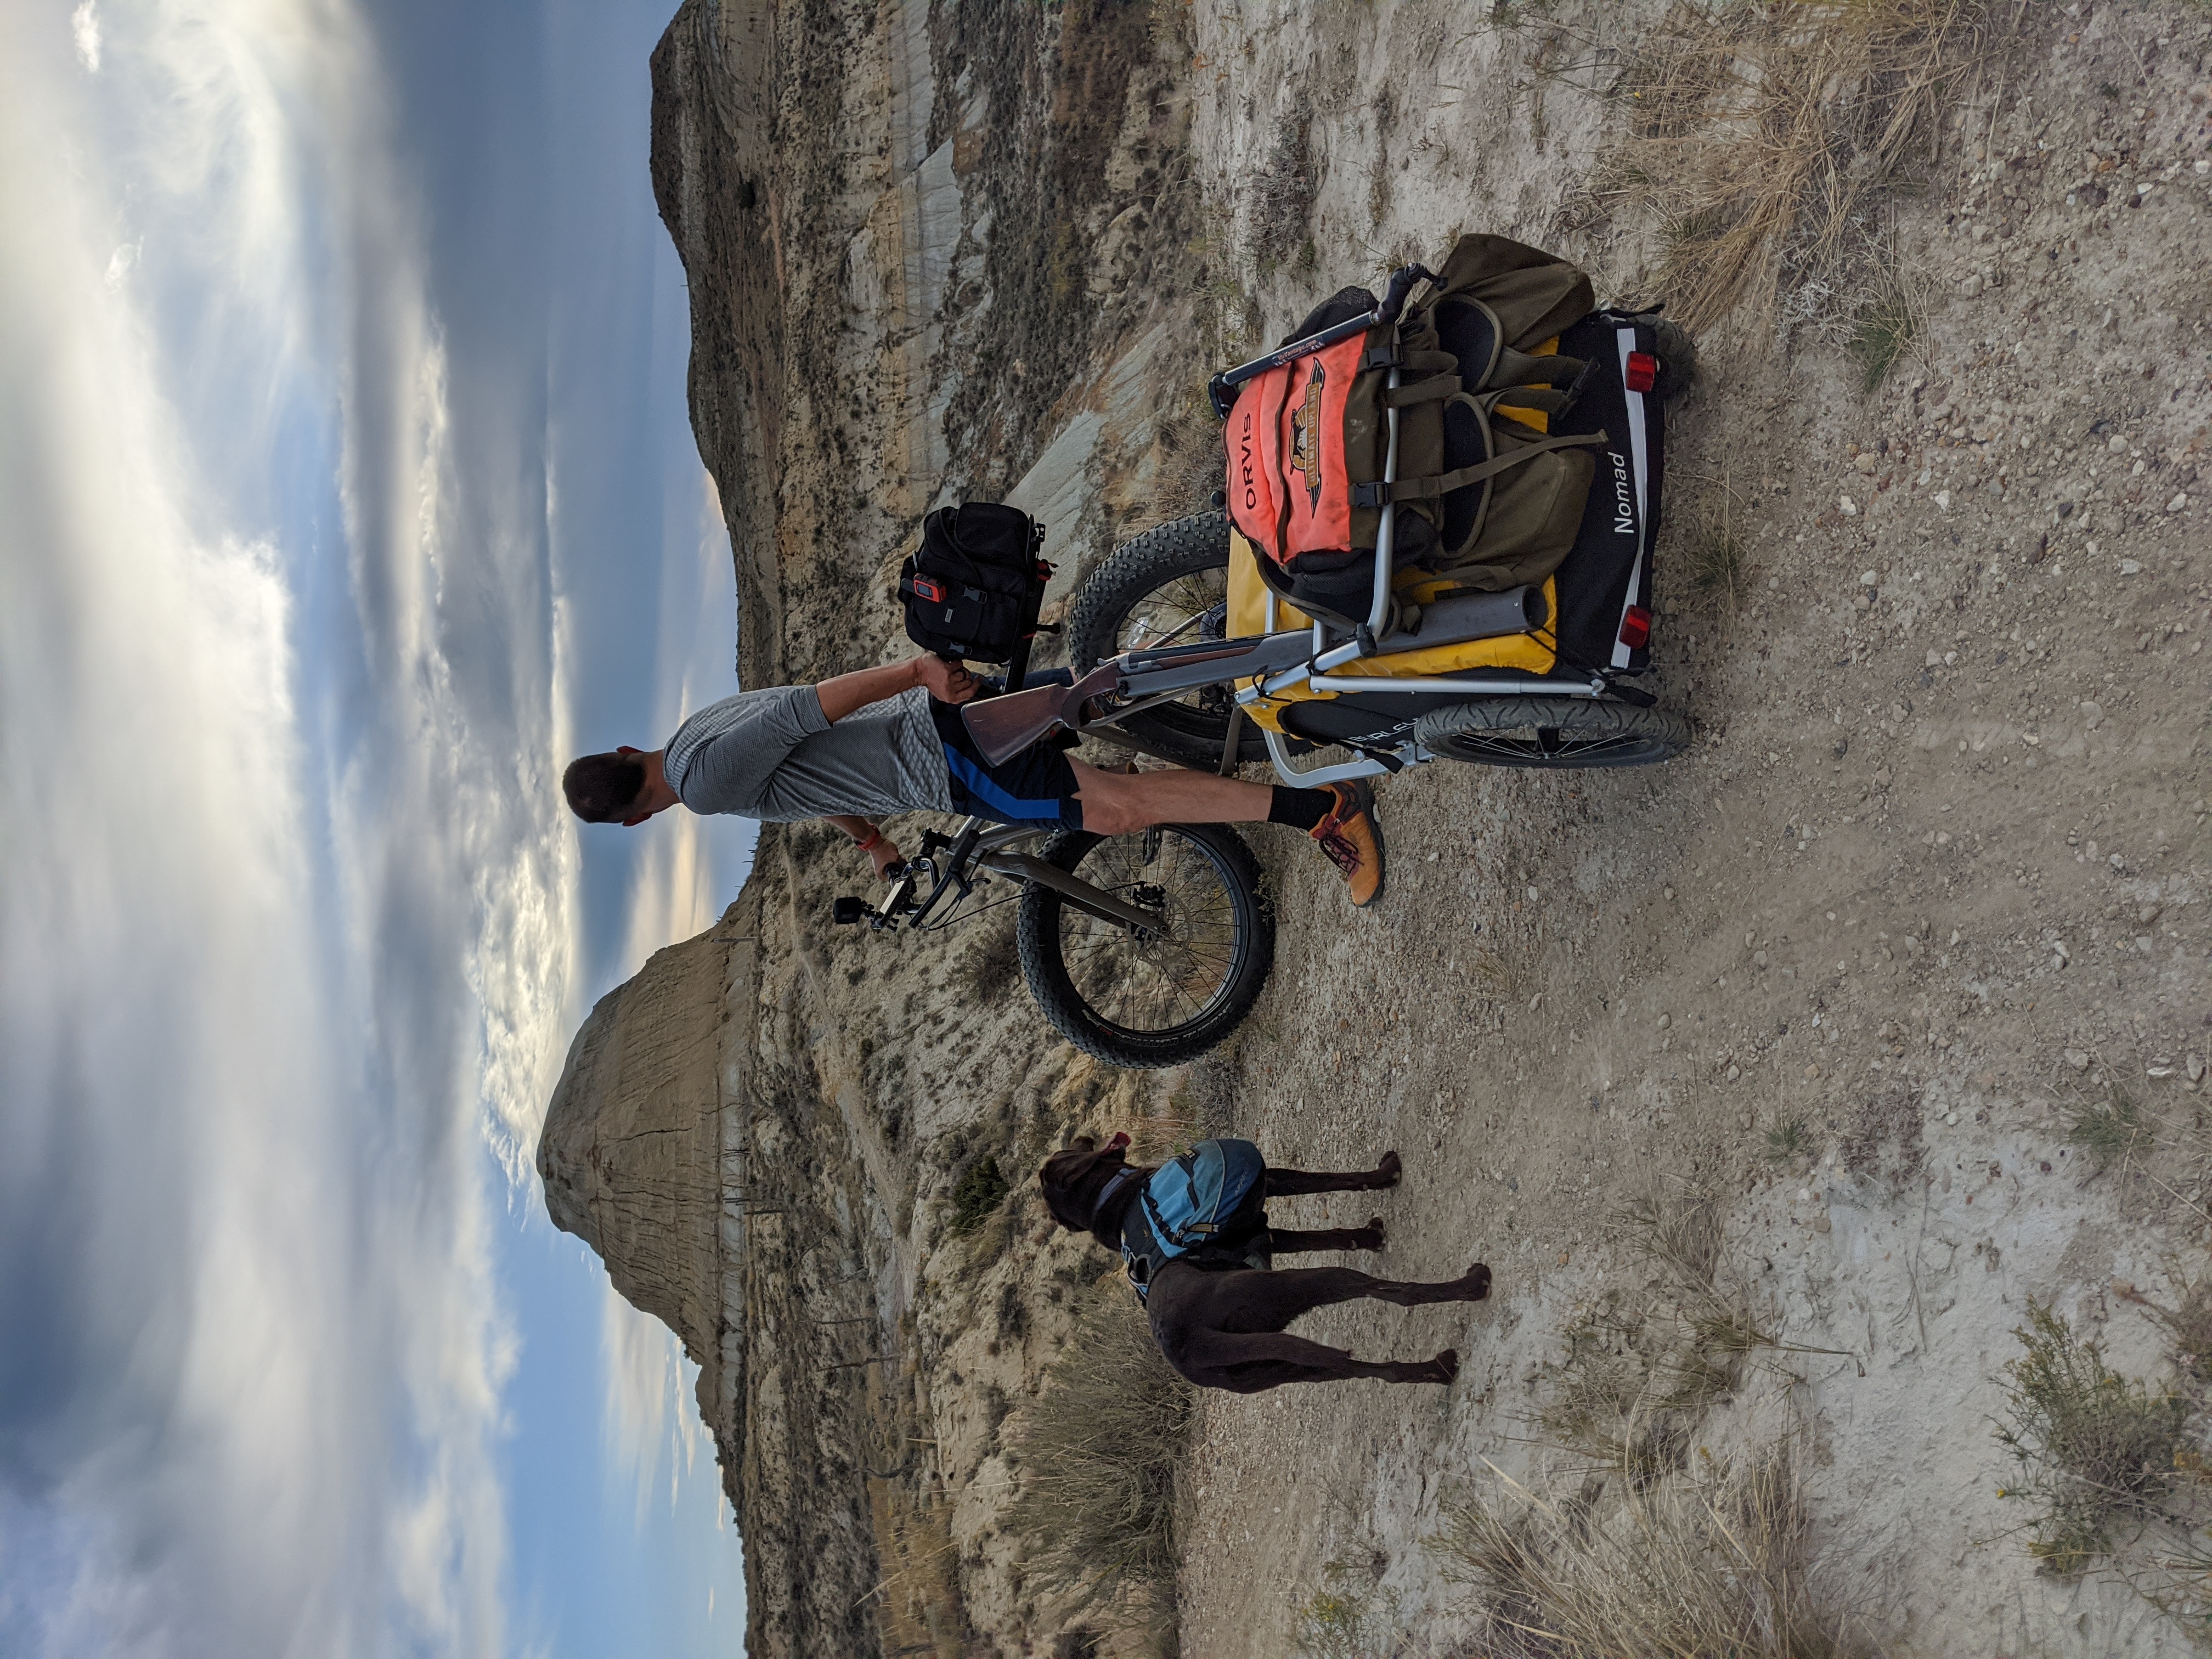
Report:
1156,3,2212,1654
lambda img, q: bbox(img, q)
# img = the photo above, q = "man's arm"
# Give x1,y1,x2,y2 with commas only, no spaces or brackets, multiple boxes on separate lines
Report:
815,654,975,724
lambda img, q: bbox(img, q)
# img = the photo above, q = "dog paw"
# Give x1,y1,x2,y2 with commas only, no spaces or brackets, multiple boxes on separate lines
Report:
1374,1150,1403,1188
1430,1348,1461,1384
1358,1216,1387,1249
1462,1263,1493,1301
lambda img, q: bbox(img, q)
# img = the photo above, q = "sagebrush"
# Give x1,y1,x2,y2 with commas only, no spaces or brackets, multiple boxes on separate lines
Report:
1994,1300,2193,1578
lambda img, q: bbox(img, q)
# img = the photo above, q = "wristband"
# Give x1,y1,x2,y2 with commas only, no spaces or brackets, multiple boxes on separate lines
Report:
854,828,883,854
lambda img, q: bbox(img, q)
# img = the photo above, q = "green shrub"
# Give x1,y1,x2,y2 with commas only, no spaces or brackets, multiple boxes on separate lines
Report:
949,1154,1011,1236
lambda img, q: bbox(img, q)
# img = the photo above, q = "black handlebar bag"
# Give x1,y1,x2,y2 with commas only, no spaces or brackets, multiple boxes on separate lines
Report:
899,503,1052,686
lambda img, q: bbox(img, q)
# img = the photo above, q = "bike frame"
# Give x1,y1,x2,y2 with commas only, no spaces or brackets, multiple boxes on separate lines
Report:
848,819,1166,939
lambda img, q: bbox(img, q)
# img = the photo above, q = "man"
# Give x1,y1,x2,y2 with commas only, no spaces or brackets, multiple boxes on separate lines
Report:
563,651,1385,904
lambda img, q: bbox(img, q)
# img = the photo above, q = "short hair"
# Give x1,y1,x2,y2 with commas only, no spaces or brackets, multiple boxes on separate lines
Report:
562,752,647,823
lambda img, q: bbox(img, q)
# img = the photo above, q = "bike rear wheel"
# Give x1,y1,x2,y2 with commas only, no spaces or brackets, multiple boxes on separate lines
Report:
1066,514,1267,769
1414,697,1689,768
1017,822,1274,1068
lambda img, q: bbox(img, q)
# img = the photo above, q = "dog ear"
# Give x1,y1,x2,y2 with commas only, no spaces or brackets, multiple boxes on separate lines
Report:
1066,1135,1097,1153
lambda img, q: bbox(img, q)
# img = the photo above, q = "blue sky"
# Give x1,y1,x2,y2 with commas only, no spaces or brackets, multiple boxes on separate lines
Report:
0,1,754,1653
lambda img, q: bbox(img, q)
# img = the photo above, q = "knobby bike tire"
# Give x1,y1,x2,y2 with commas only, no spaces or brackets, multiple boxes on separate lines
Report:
1414,697,1690,769
1016,822,1275,1069
1065,513,1268,769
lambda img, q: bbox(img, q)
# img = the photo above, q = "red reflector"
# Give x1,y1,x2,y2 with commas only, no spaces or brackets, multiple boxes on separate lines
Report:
912,577,945,603
1618,605,1652,649
1624,351,1658,394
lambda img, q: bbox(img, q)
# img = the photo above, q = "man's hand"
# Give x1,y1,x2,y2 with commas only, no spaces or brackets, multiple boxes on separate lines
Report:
827,815,906,882
914,654,979,704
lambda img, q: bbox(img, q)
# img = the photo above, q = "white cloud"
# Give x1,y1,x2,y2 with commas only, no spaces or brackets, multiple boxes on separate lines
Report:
599,1285,709,1527
71,2,100,72
0,1,577,1652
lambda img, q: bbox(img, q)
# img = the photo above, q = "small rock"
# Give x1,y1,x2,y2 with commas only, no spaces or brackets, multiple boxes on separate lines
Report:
1936,831,1952,847
1805,1064,1821,1079
2138,905,2161,926
2081,701,2103,728
1874,767,1892,786
2064,1049,2090,1071
1813,1216,1832,1234
1796,1188,1813,1203
1739,1114,1753,1130
1840,495,1859,517
2166,493,2189,513
1657,1013,1671,1029
1754,950,1770,968
1934,489,1953,511
1959,275,1983,297
1726,1065,1742,1082
2188,1054,2207,1084
1856,452,1878,476
1859,569,1878,585
2118,558,2143,576
2108,435,2129,454
1945,1111,1960,1125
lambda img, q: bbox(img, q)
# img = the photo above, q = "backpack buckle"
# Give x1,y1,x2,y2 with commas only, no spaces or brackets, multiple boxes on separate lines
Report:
1359,343,1398,373
1351,481,1387,509
910,577,945,604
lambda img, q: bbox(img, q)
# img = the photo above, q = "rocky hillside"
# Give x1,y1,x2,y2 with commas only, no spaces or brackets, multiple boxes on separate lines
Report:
544,3,1236,1654
549,3,2212,1656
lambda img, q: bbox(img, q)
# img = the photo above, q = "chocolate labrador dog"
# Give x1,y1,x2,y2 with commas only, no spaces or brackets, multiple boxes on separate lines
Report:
1038,1135,1491,1392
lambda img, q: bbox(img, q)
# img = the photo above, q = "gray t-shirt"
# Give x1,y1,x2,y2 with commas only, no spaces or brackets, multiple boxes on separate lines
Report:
664,685,955,822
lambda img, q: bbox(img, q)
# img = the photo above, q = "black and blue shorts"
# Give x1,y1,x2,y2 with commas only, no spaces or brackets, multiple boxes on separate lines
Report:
930,698,1085,830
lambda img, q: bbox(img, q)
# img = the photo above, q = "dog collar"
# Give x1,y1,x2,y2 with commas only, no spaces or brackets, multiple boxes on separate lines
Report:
1090,1166,1136,1222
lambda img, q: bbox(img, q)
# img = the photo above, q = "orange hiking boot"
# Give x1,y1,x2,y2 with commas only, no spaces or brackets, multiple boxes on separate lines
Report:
1311,779,1385,907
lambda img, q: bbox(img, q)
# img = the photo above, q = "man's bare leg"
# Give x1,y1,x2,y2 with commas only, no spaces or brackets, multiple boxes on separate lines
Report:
1066,758,1274,834
1069,758,1389,907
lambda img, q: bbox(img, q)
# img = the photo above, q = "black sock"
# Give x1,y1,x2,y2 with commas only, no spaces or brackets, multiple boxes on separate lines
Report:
1267,786,1335,832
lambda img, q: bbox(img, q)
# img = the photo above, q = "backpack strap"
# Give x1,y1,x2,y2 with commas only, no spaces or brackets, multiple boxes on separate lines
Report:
1353,426,1609,506
1493,346,1585,391
1381,373,1462,409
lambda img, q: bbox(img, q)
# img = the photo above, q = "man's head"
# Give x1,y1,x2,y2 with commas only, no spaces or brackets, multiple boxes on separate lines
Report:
562,748,648,824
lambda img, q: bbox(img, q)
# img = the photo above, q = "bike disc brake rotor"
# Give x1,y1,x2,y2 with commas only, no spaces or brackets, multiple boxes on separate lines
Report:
1058,833,1239,1035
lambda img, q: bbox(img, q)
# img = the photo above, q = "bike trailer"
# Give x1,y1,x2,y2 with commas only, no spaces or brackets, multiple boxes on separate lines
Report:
1120,1138,1272,1301
1225,301,1669,747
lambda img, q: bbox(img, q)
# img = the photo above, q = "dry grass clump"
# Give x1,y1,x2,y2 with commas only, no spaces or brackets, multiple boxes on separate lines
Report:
1250,104,1318,274
1292,1561,1414,1659
1846,286,1919,392
1994,1300,2195,1579
1764,1114,1813,1164
1583,0,1996,336
1436,1447,1861,1658
1004,1289,1195,1634
957,912,1024,1003
948,1154,1011,1237
2066,1090,2153,1176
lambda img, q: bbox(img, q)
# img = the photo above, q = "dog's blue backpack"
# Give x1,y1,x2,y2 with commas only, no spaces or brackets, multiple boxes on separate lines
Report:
1120,1138,1271,1301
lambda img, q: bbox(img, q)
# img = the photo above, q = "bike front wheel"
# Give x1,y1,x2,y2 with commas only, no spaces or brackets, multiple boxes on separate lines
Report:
1414,697,1690,768
1017,822,1274,1069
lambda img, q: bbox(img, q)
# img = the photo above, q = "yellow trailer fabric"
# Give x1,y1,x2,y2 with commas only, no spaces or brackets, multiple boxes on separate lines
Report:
1224,529,1557,733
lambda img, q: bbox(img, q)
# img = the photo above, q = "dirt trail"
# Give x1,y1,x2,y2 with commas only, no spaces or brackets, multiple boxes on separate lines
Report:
1166,4,2212,1654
